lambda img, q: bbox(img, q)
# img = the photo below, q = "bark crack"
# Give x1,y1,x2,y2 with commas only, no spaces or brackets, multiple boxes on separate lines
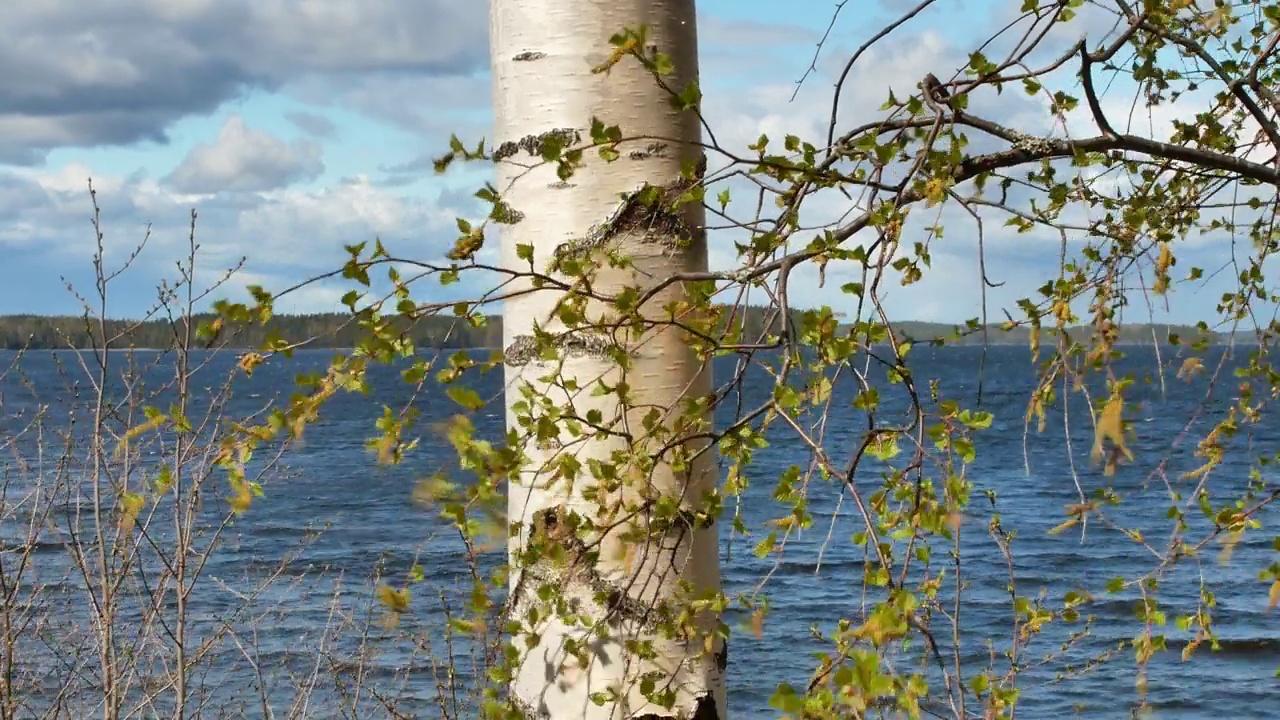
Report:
513,507,689,635
551,157,706,268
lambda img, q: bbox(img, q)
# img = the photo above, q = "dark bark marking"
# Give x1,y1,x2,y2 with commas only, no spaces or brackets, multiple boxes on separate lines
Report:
510,507,724,719
629,142,670,160
514,506,671,631
502,332,620,367
495,128,581,161
634,694,720,720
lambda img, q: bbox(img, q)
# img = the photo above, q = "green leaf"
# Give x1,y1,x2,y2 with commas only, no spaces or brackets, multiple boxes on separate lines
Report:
866,433,900,461
958,409,994,430
753,533,777,559
853,388,880,411
768,683,804,713
446,386,485,412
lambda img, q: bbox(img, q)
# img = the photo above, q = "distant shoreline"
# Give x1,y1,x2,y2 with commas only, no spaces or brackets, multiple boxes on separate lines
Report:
2,340,1246,353
0,311,1239,352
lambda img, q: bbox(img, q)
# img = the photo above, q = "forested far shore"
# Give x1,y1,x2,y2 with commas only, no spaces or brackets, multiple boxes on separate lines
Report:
0,310,1234,351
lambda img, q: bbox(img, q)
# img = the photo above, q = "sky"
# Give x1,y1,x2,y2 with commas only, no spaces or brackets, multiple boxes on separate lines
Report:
0,0,1263,326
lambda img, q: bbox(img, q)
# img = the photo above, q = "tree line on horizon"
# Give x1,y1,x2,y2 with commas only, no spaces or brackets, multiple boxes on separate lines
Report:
0,308,1229,351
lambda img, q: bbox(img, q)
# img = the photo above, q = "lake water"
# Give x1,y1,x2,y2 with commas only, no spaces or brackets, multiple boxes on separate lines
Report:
0,344,1275,718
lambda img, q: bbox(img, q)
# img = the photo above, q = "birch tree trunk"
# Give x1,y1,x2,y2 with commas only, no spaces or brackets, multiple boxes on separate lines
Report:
490,1,724,718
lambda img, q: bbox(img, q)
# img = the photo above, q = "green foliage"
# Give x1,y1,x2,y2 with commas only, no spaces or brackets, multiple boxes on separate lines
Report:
162,4,1280,719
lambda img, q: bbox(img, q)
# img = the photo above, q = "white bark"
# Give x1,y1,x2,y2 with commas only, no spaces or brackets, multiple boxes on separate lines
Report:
490,1,723,718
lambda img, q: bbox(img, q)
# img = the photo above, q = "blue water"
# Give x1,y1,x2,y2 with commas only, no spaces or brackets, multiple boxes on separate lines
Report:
0,344,1276,718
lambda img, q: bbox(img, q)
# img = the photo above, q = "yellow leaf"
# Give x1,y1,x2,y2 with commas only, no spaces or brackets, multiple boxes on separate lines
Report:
237,352,264,376
452,618,484,634
228,479,253,514
118,492,146,535
1182,636,1201,662
750,609,765,639
1153,242,1173,295
1217,527,1243,565
592,34,639,75
1051,299,1072,325
377,584,411,613
1176,357,1204,382
1047,516,1080,536
1091,391,1133,472
924,177,949,206
115,413,168,459
766,515,796,530
213,445,235,467
1268,581,1280,612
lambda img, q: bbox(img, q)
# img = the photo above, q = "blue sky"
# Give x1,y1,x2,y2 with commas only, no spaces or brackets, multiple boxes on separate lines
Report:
0,0,1258,327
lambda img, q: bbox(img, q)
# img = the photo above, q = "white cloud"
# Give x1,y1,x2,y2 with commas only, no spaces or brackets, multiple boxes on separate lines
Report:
0,0,486,163
163,115,324,193
221,269,351,315
0,1,1263,326
0,162,480,315
236,175,459,264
